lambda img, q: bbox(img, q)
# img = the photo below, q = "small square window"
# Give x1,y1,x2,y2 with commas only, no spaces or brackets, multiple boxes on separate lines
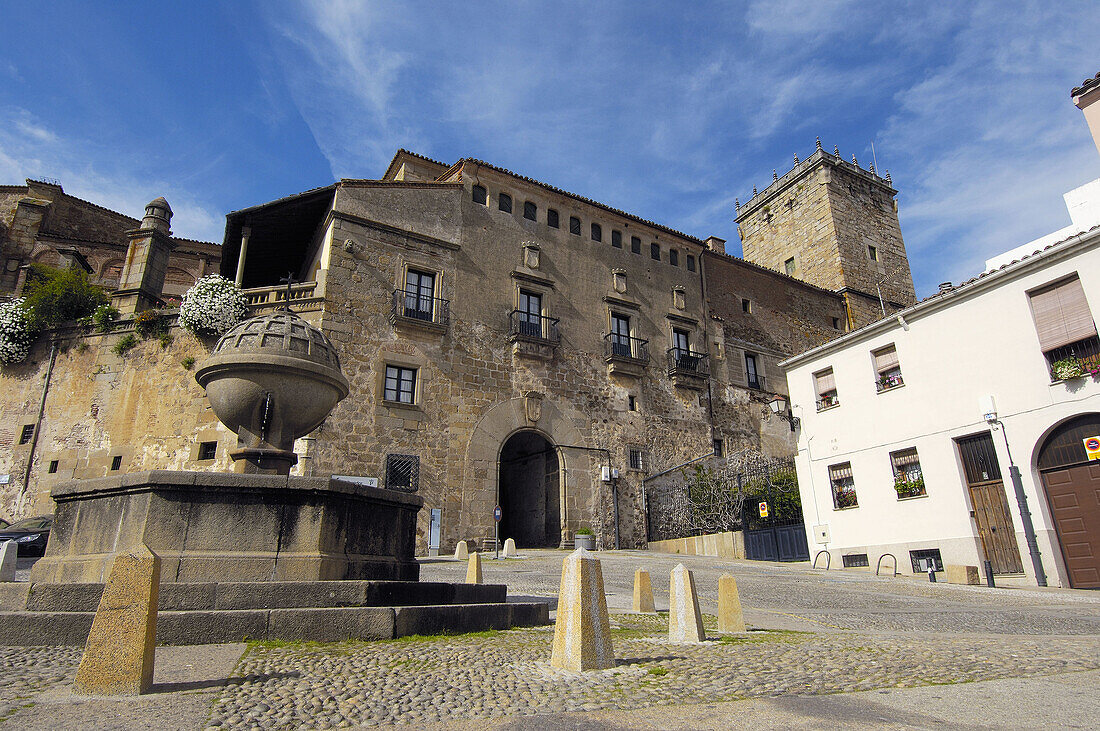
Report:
832,317,841,329
385,454,420,493
686,254,696,272
842,553,869,568
48,460,59,474
591,223,602,242
523,201,537,221
712,438,724,457
498,193,512,213
631,236,641,254
741,298,751,314
628,448,645,471
669,249,679,266
611,230,622,248
650,243,660,261
909,548,943,573
569,216,581,235
198,441,218,461
627,395,637,411
110,455,123,471
472,185,487,205
868,245,878,261
19,424,35,445
547,209,560,228
784,257,796,276
384,365,417,404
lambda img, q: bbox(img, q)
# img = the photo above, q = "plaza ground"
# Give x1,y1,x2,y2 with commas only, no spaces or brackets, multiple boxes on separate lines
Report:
2,550,1099,729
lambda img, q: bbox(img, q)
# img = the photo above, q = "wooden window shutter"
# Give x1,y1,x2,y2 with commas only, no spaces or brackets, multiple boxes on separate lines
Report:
1029,276,1097,351
873,344,899,374
815,368,836,395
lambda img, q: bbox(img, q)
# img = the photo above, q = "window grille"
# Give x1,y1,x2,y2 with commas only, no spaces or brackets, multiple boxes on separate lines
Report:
631,236,641,254
198,441,217,461
712,438,724,457
611,230,622,248
842,553,869,568
890,447,925,498
523,201,537,221
686,254,696,272
650,243,660,260
110,455,123,471
19,424,35,445
569,216,581,235
498,192,512,213
48,460,59,474
628,448,645,471
591,223,602,242
829,462,857,508
385,454,420,493
547,209,559,228
909,548,943,573
472,185,487,205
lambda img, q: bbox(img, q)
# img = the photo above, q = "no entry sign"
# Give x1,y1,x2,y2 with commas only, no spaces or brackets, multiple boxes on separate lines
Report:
758,501,769,518
1084,436,1100,461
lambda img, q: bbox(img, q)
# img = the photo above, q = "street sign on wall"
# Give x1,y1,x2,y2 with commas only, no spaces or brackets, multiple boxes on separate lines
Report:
1085,436,1100,461
758,501,769,518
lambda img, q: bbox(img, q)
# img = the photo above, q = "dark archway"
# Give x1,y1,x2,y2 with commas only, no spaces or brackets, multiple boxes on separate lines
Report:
498,430,560,548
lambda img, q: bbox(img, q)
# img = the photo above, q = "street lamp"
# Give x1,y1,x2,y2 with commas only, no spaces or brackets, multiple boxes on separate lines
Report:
768,395,800,432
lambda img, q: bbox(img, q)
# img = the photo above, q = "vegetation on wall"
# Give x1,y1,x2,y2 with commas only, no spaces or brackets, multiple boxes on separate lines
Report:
21,264,108,331
178,275,248,336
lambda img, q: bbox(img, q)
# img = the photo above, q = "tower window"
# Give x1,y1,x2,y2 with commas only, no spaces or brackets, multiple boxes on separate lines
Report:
832,317,841,330
742,298,751,314
523,201,537,221
472,185,487,205
198,441,218,461
611,230,622,248
498,193,512,213
591,223,602,242
712,439,724,457
868,245,878,261
110,455,123,471
650,243,660,261
19,425,35,445
547,209,559,228
569,216,581,235
628,395,637,411
48,460,59,474
631,236,641,254
686,254,696,272
669,249,679,266
784,257,796,276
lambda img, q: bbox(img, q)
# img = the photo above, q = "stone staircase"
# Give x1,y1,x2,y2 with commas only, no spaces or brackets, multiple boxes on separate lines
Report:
0,580,549,646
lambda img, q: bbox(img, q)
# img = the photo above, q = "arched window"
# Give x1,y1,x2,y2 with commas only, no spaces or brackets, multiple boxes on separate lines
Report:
472,185,487,205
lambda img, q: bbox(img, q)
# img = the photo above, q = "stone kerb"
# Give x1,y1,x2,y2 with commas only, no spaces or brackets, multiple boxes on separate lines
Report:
668,563,705,643
718,574,746,633
632,568,655,613
550,547,615,671
465,552,483,584
74,544,160,696
0,541,15,582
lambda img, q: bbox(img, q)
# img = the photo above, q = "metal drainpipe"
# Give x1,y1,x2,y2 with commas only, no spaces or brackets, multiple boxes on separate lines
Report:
20,341,58,501
698,251,717,438
993,420,1047,586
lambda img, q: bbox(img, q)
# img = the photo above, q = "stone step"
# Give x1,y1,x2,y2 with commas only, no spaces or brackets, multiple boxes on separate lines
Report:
9,580,508,613
0,601,549,646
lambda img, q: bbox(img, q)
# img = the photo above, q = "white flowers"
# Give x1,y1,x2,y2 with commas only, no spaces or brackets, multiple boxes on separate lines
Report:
178,275,248,336
0,298,34,366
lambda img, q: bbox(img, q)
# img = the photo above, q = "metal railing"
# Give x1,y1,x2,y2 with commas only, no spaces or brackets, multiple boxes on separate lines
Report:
391,290,449,328
816,394,840,411
1046,336,1100,381
747,373,767,391
509,310,560,344
604,333,649,363
666,347,710,377
875,372,905,392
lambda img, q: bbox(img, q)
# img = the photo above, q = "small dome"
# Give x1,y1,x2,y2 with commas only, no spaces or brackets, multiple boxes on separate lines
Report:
212,310,341,371
146,196,172,214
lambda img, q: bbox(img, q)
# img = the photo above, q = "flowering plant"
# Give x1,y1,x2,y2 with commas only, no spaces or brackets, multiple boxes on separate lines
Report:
1051,358,1086,381
178,275,248,336
0,298,35,366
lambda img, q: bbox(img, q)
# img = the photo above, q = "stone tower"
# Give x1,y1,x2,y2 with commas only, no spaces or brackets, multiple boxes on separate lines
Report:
736,143,917,329
112,197,176,315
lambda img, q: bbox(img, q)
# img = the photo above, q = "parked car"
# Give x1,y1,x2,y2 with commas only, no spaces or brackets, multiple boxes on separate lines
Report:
0,515,52,557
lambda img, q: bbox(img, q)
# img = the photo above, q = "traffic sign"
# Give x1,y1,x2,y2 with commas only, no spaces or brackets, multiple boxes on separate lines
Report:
758,501,769,518
1084,436,1100,461
493,505,502,522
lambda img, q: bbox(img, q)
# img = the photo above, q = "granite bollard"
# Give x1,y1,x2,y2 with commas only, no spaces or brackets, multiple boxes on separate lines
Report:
74,545,160,695
550,547,615,671
465,552,483,584
454,540,469,561
0,541,16,582
502,538,517,558
632,568,655,613
668,563,705,643
945,564,981,585
718,574,746,633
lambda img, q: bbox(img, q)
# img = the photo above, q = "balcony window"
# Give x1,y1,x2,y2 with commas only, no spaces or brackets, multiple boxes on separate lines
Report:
498,192,512,213
745,352,765,390
523,201,537,221
606,313,649,366
890,447,926,499
815,368,839,410
510,290,560,346
667,328,709,380
829,462,857,509
384,365,417,404
403,269,436,321
1029,274,1100,380
547,209,560,228
873,343,904,391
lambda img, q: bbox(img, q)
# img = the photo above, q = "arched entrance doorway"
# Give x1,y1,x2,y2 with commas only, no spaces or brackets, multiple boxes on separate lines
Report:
1038,413,1100,589
498,430,561,548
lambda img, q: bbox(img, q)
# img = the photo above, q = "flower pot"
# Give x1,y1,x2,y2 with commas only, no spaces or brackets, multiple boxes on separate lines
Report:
574,534,596,550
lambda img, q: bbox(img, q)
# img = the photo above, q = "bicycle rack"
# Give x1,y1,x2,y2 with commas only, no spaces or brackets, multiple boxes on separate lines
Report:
812,549,831,569
876,553,898,577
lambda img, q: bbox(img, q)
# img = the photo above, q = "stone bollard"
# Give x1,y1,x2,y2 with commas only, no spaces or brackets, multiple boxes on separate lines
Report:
0,541,16,582
550,547,615,671
668,563,705,643
632,569,655,613
74,545,161,695
502,538,517,558
718,574,746,633
465,552,483,584
454,540,469,561
945,564,981,585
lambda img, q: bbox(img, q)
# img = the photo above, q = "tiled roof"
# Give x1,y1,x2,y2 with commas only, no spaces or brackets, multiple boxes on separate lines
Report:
382,149,451,180
1072,72,1100,97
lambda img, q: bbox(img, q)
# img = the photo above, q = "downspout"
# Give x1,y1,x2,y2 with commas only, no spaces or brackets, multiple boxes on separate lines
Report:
20,341,58,503
698,250,716,437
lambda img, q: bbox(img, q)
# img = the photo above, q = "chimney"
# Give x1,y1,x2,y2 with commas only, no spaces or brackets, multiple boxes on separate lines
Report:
704,236,726,255
1072,72,1100,159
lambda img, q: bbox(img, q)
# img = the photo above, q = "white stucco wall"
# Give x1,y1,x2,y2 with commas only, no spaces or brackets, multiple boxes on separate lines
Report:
784,230,1100,587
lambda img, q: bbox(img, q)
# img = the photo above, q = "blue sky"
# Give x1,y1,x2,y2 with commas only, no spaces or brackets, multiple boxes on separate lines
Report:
1,1,1098,298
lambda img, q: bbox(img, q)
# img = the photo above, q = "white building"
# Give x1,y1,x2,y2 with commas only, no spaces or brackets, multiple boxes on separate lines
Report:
778,75,1100,589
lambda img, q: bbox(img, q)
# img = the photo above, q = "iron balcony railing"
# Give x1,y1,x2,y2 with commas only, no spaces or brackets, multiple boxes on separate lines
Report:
816,393,840,411
509,310,560,344
391,290,450,328
875,372,904,392
666,347,709,377
747,373,767,391
1045,335,1100,381
604,333,650,363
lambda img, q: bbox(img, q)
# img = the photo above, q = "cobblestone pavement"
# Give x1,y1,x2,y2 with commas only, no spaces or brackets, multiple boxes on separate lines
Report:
0,646,81,723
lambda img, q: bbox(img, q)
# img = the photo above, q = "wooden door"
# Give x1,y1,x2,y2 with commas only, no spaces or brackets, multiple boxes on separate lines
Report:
957,433,1025,574
1041,463,1100,589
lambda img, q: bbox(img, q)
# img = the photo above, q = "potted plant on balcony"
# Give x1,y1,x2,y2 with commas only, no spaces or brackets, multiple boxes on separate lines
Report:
1052,357,1086,381
894,474,926,499
573,527,597,550
833,487,857,509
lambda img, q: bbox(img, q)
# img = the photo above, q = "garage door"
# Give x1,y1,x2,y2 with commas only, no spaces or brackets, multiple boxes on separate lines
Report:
1041,463,1100,589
